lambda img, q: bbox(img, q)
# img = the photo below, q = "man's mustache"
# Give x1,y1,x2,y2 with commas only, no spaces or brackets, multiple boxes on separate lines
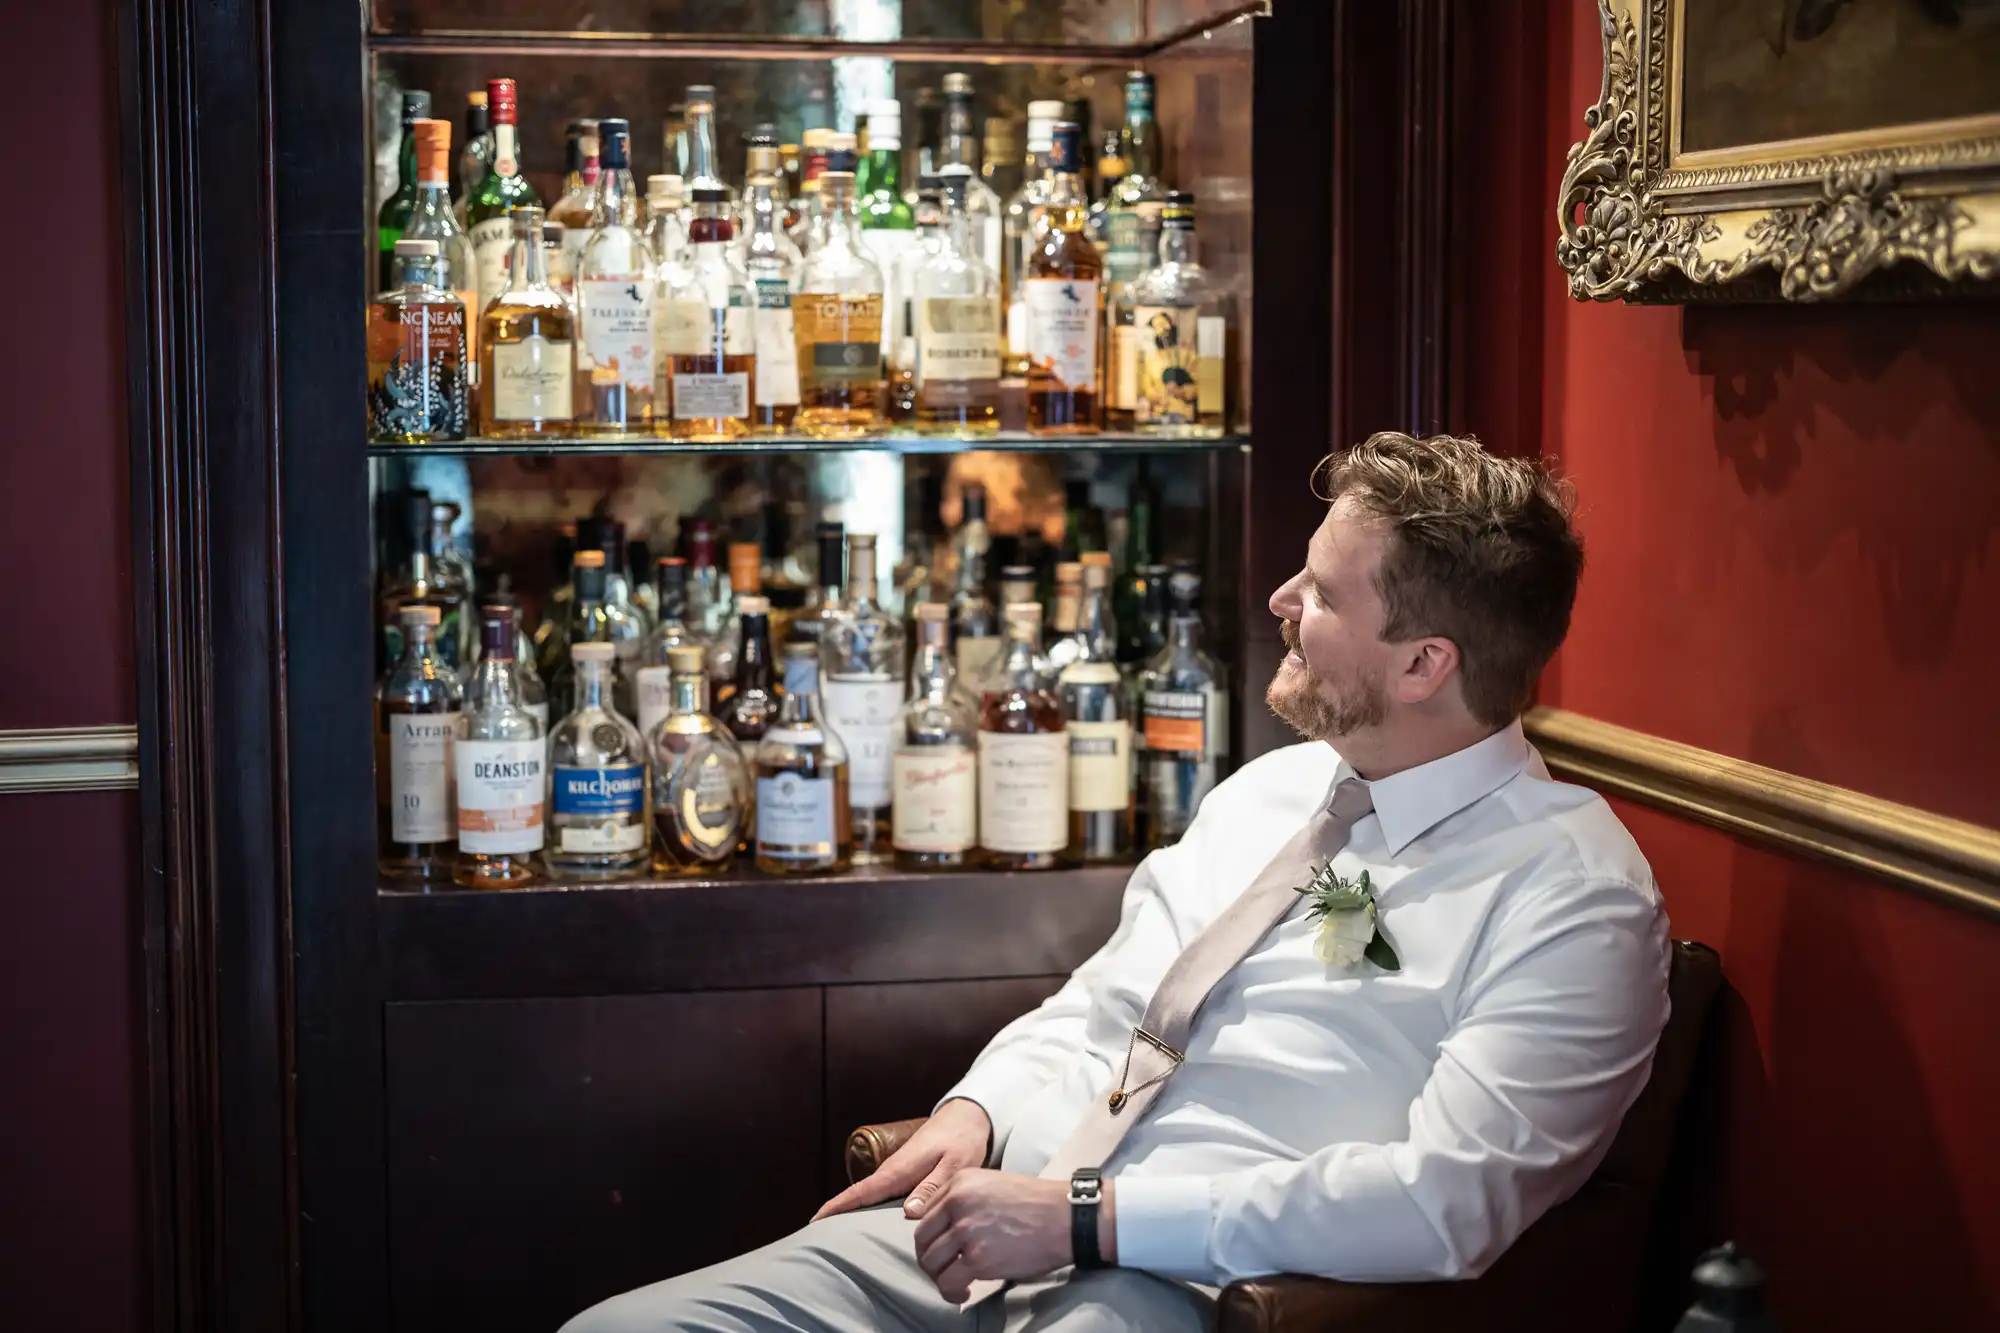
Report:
1281,620,1301,655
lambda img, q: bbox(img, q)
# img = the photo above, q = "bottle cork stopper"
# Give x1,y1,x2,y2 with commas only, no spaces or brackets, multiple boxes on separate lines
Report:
728,543,762,589
914,602,949,622
393,238,439,257
667,645,706,674
1004,600,1044,624
573,549,606,568
414,118,452,181
1081,550,1114,567
399,604,441,625
736,595,772,615
1055,560,1083,584
570,640,615,663
467,90,488,108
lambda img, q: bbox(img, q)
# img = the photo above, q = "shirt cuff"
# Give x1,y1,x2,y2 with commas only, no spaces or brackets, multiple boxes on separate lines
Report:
934,1065,1030,1165
1113,1175,1213,1280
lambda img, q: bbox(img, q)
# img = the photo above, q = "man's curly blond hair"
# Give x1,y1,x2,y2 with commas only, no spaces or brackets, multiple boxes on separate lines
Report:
1315,433,1583,727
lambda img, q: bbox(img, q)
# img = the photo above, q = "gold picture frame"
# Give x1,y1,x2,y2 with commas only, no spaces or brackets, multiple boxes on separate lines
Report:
1558,0,2000,302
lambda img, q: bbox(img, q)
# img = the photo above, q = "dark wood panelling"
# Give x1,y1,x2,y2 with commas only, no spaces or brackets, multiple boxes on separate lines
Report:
386,988,824,1333
381,867,1128,1001
823,976,1069,1196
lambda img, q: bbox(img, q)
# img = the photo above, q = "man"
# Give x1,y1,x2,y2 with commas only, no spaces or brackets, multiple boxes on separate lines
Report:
565,433,1669,1332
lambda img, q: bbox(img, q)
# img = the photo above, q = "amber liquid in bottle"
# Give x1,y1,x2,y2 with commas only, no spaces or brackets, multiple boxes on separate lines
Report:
977,604,1069,871
1024,121,1104,436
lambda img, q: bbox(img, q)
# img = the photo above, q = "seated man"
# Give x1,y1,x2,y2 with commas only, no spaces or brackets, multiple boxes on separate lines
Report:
565,432,1670,1333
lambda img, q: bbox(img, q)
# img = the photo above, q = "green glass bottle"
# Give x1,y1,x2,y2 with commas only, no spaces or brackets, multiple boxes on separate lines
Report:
858,100,917,401
377,90,432,292
466,78,544,323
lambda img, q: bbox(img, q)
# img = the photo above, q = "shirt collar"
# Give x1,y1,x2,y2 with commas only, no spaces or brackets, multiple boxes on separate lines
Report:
1327,719,1531,856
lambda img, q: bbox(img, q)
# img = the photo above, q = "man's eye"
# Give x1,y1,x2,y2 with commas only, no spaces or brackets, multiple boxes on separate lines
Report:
1310,584,1329,608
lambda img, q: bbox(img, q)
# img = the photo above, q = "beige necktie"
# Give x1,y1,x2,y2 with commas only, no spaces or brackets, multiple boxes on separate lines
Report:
961,778,1375,1307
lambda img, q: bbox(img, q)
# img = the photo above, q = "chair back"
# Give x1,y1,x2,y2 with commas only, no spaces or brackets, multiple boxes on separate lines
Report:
1596,940,1721,1193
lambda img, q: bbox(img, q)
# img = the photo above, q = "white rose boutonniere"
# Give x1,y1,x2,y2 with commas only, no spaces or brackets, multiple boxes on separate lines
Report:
1296,864,1401,971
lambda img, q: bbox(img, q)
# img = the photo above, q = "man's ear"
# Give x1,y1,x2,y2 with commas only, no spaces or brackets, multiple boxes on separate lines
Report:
1392,636,1460,705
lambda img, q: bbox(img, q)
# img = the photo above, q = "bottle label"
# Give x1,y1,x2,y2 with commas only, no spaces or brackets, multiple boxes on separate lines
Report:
1025,279,1100,391
796,293,884,385
661,299,752,357
1105,208,1149,288
752,280,801,407
977,729,1069,853
455,738,546,854
469,216,514,311
1132,306,1213,425
821,674,901,809
490,333,575,421
918,297,1001,400
668,750,742,856
892,746,977,852
1065,718,1131,813
954,635,1003,690
388,712,458,843
551,762,646,852
1109,322,1139,410
1005,300,1028,364
756,772,837,857
671,371,751,420
1197,315,1226,413
1143,688,1211,755
578,277,656,394
634,664,673,740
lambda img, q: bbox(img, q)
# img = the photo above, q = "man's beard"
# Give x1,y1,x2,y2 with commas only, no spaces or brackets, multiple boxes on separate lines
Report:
1267,620,1389,741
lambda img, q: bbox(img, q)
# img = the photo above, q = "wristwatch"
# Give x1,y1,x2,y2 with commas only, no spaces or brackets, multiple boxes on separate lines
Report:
1069,1167,1107,1270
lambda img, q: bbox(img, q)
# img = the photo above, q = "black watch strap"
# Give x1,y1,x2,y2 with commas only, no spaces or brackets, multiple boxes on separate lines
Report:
1069,1168,1106,1270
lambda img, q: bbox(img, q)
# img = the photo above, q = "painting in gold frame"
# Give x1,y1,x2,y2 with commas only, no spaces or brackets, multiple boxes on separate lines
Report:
1558,0,2000,302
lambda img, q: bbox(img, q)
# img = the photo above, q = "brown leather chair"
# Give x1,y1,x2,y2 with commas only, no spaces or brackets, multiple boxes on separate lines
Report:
844,939,1721,1333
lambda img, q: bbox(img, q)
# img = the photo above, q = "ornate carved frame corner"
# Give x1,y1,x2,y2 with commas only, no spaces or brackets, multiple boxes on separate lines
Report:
1556,0,2000,303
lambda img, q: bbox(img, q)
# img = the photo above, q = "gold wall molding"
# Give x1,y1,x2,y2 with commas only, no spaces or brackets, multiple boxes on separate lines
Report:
1524,707,2000,922
0,725,140,794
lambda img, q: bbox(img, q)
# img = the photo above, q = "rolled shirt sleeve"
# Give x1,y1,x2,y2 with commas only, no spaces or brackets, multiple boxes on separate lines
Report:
1115,875,1670,1284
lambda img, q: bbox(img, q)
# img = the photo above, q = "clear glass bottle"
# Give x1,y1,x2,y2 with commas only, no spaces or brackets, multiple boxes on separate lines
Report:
575,117,658,432
682,84,726,196
716,595,782,747
1045,559,1086,676
939,74,1004,280
683,520,730,692
1002,101,1062,369
462,597,549,737
633,556,706,742
403,117,479,378
1113,469,1158,662
649,644,750,877
996,563,1052,687
545,640,649,879
1023,121,1104,435
1139,565,1228,850
454,608,545,888
542,220,574,299
794,168,886,437
549,119,601,279
789,521,847,648
1110,191,1229,436
660,186,755,442
377,89,432,292
977,602,1068,871
788,129,831,254
466,78,541,318
547,546,642,722
479,206,576,438
1061,554,1132,863
886,178,942,425
376,604,462,882
892,602,979,871
706,541,764,692
913,166,1002,435
426,499,475,660
368,239,469,444
754,641,853,875
742,149,802,434
453,89,491,228
822,533,904,866
646,174,690,281
947,483,1000,688
1101,71,1165,297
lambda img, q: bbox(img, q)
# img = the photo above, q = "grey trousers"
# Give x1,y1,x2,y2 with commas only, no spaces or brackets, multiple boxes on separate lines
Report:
559,1203,1216,1333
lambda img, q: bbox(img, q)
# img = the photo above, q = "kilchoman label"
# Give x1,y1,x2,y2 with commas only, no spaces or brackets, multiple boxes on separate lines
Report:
1143,689,1210,755
795,293,883,385
893,747,977,852
977,729,1069,853
389,713,459,843
454,738,546,854
1065,719,1131,813
756,772,836,858
551,763,646,853
578,277,656,393
490,333,574,421
667,751,741,856
752,279,800,407
821,674,901,809
1024,279,1100,390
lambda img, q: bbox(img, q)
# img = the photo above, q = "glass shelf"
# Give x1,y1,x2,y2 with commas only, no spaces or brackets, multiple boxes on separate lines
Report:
367,431,1250,457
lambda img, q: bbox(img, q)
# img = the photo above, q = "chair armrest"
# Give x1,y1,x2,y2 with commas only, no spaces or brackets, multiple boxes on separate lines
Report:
1214,1180,1652,1333
845,1117,930,1185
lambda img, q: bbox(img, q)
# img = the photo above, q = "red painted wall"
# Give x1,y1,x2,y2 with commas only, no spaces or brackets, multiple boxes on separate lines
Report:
0,0,145,1328
1458,2,2000,1325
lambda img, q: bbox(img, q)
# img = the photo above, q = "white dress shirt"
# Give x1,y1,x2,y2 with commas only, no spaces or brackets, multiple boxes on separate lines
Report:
940,721,1670,1286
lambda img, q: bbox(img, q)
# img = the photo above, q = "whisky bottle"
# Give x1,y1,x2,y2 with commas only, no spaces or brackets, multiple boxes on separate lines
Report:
977,603,1068,869
1061,555,1132,863
1045,559,1086,676
479,206,577,438
716,595,782,746
948,484,1000,688
940,74,1004,279
742,144,802,433
649,644,750,877
453,89,491,228
646,173,690,284
893,603,980,870
462,597,549,736
858,100,918,378
1100,71,1165,299
822,533,905,865
378,489,464,672
376,604,462,882
1113,471,1158,662
754,641,854,875
633,556,707,741
1002,101,1062,367
1139,565,1229,849
1023,121,1104,435
368,239,469,444
466,78,542,317
575,118,658,432
913,166,1002,435
548,119,601,280
794,168,887,437
660,186,755,442
790,520,848,648
377,90,432,293
545,640,649,879
427,499,475,661
701,540,763,691
403,118,479,379
454,608,545,889
1111,191,1228,436
982,115,1022,215
996,563,1053,687
547,547,641,721
683,84,726,196
887,179,942,424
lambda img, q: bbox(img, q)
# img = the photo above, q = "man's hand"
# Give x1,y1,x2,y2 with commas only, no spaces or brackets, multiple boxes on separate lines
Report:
913,1169,1117,1304
811,1098,994,1223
